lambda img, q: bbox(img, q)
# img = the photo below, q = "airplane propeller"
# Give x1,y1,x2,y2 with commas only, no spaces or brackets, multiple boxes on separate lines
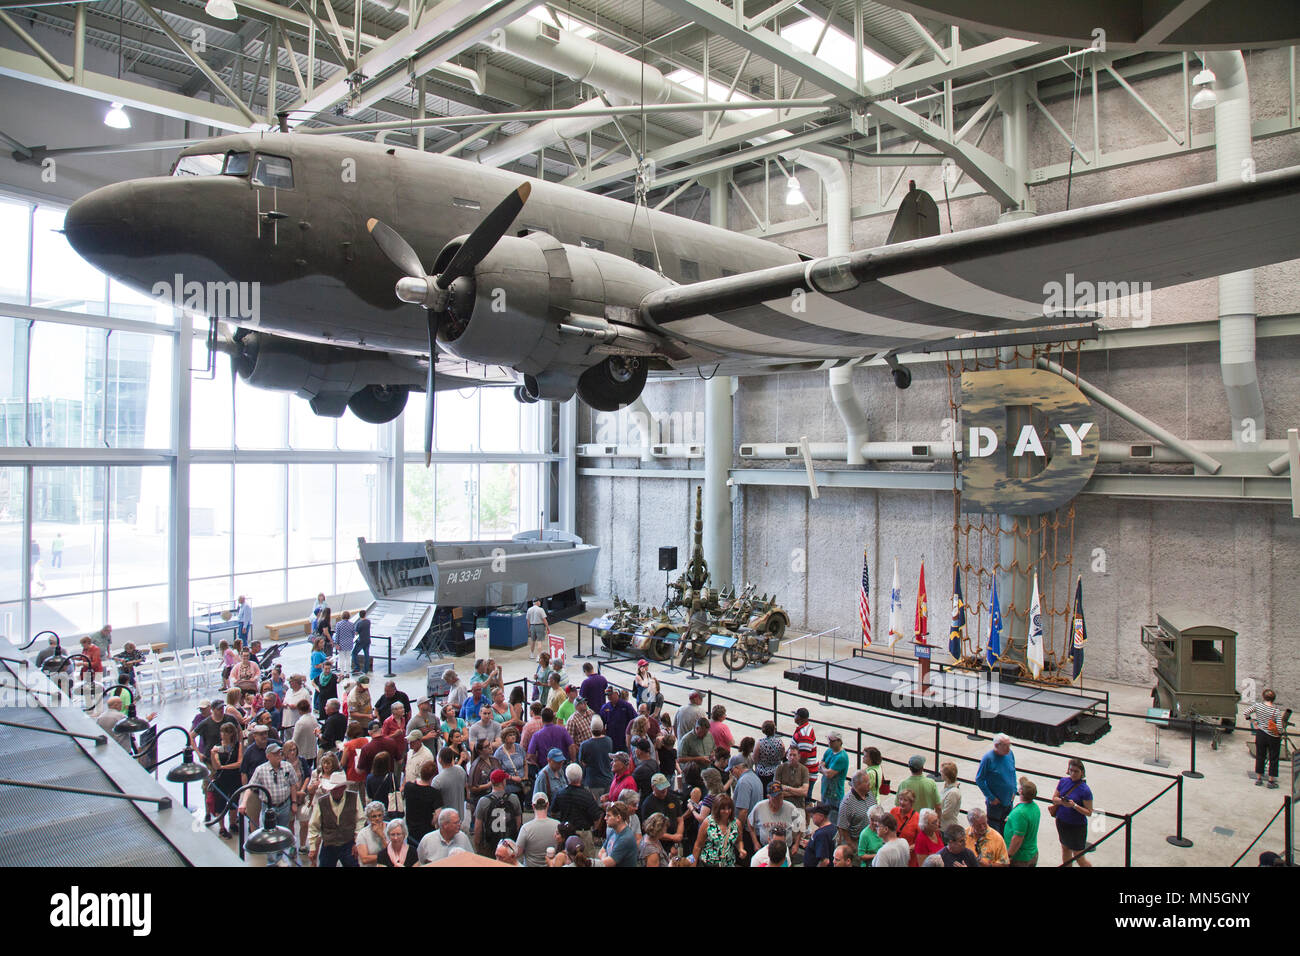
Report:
366,182,531,466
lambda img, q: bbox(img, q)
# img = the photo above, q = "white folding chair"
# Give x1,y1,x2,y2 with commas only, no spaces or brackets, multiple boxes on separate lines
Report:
175,648,205,691
196,646,222,689
134,662,162,701
153,652,185,697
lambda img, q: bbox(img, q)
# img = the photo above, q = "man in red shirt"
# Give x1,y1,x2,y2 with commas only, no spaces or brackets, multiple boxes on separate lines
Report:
340,721,369,783
792,708,819,796
604,751,638,806
357,718,401,776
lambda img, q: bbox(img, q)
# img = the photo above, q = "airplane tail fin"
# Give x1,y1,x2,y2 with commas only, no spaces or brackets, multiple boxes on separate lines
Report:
885,180,941,245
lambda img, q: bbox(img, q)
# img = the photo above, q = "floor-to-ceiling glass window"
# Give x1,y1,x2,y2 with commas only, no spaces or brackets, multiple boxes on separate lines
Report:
1,187,557,644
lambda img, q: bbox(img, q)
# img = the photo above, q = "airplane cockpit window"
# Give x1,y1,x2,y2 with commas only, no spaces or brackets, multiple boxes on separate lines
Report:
172,154,223,177
171,151,252,178
223,151,250,176
251,154,294,189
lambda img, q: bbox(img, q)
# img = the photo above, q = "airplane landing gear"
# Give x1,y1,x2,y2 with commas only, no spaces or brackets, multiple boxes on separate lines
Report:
347,384,409,423
884,351,912,389
577,355,648,411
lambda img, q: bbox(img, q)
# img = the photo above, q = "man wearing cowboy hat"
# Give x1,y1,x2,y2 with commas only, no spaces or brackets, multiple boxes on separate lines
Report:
308,771,364,867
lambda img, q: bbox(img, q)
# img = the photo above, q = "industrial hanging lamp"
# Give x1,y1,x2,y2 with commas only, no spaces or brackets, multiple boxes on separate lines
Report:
205,0,238,20
1191,62,1217,111
104,103,132,129
784,176,805,206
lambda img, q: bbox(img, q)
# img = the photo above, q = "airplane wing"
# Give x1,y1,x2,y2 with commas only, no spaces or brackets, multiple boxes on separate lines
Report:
640,165,1300,359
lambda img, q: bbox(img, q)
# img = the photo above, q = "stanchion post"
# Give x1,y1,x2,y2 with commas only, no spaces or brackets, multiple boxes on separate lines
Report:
1166,775,1193,847
772,687,778,725
1124,814,1132,867
931,722,941,779
1286,796,1294,867
384,637,394,678
1183,718,1203,779
823,660,829,705
856,727,863,772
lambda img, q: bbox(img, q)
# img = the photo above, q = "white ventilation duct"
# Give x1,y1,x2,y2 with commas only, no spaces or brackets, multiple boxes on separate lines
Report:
780,149,851,255
476,16,693,167
1202,50,1264,447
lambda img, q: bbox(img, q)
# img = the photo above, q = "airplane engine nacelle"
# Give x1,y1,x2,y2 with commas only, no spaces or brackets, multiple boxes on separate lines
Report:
231,331,426,418
433,231,673,403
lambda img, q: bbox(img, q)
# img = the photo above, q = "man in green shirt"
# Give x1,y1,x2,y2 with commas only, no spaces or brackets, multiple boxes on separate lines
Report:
1004,776,1040,866
896,755,941,811
555,685,578,724
678,717,716,792
820,732,850,823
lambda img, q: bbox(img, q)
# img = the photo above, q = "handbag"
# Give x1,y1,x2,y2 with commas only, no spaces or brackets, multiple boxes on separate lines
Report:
1050,779,1083,818
386,772,405,817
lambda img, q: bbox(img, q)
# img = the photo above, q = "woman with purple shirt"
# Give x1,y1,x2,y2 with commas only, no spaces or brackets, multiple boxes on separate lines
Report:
1051,757,1094,867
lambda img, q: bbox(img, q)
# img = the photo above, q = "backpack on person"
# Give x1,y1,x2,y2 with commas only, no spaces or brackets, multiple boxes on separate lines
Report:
483,791,519,845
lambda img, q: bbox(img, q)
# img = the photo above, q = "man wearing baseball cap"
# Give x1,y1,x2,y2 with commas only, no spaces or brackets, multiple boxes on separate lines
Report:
639,772,685,853
555,684,580,724
247,742,297,865
405,728,434,785
802,802,839,867
820,731,850,824
473,768,522,857
534,747,569,802
516,791,561,867
897,754,941,812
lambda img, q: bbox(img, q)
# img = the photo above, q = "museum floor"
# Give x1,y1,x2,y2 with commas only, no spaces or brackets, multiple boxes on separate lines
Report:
142,615,1289,868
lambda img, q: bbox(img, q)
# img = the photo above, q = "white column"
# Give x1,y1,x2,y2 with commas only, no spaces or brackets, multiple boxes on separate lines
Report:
168,314,192,649
703,173,734,588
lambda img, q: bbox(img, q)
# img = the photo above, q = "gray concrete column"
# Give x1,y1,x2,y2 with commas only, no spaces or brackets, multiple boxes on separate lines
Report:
703,173,734,589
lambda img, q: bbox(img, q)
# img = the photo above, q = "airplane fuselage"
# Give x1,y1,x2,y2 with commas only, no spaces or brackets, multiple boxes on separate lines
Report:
66,131,802,357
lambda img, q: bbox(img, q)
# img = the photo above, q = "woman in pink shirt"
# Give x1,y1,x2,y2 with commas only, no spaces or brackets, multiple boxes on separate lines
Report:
709,705,734,755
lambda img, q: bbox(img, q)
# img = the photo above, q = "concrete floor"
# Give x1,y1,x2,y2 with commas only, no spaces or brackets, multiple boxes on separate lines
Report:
138,614,1292,868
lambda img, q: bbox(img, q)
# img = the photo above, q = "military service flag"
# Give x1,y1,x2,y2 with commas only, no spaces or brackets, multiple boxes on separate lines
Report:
1068,576,1087,679
914,559,929,645
887,558,904,648
1026,573,1044,679
948,570,966,659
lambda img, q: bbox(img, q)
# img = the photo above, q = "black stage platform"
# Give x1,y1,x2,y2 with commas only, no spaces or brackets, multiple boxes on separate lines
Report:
786,655,1110,746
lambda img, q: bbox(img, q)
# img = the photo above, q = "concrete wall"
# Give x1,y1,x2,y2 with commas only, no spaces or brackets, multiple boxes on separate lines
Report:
577,52,1300,698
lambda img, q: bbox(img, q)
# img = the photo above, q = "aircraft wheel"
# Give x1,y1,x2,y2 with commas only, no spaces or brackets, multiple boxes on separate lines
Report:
892,367,912,390
577,356,649,412
348,385,409,423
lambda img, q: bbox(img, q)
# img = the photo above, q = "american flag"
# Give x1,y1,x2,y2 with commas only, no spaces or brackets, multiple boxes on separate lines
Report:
859,550,872,646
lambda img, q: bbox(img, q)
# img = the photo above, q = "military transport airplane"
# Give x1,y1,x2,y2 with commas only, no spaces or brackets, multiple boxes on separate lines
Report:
62,131,1300,463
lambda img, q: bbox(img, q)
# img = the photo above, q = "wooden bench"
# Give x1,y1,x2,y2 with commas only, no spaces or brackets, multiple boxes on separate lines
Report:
265,619,312,642
265,609,368,643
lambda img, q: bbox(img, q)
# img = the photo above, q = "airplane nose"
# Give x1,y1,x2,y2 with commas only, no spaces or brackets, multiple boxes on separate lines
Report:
64,182,134,261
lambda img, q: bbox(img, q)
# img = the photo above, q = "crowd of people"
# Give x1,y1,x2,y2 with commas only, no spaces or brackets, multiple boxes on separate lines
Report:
181,643,1108,867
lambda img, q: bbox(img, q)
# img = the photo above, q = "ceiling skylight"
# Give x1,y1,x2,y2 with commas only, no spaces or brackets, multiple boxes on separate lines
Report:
781,18,894,82
666,68,767,119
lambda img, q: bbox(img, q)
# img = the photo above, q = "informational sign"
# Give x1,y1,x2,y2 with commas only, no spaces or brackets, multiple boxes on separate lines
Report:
548,632,566,665
589,616,614,631
961,368,1100,514
1145,707,1170,727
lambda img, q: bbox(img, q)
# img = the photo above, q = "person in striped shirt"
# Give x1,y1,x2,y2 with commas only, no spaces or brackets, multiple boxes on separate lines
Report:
333,611,357,677
792,708,819,796
1244,689,1288,789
